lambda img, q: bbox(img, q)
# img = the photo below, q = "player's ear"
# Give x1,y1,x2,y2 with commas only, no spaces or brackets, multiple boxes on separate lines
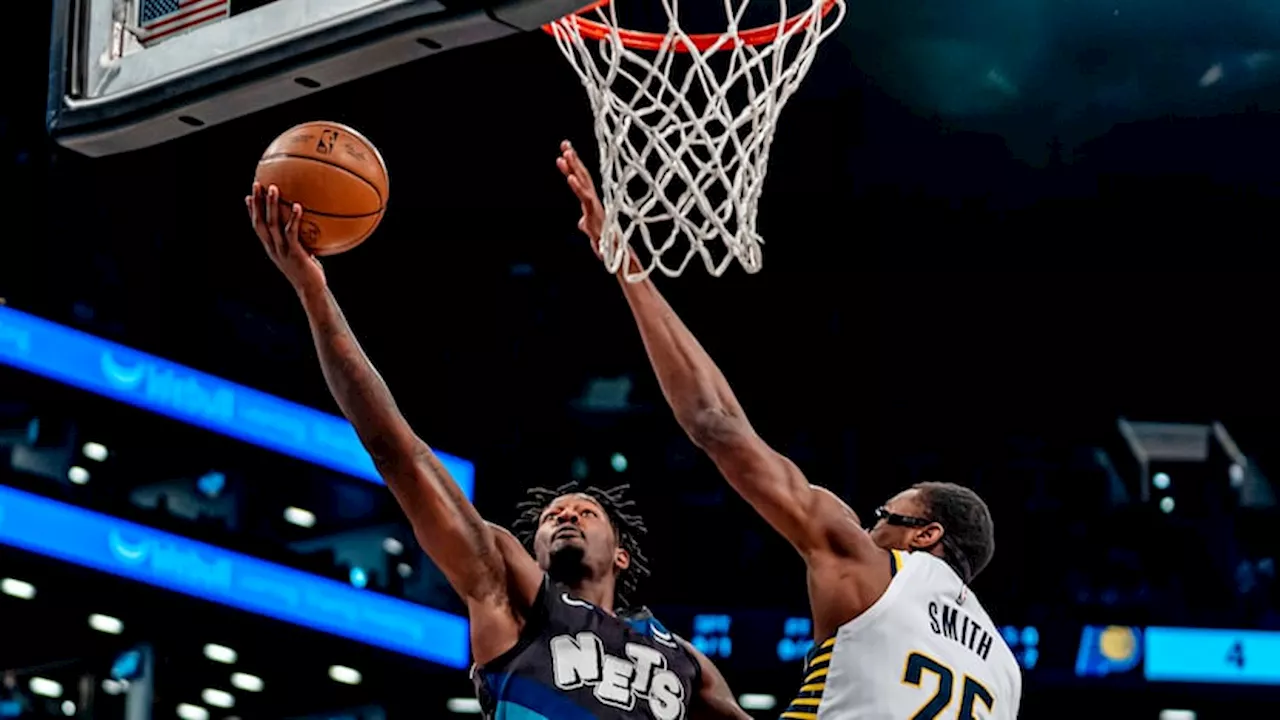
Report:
613,546,631,572
912,522,944,551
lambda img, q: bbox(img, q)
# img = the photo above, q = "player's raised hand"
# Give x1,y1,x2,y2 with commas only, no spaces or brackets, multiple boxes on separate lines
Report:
557,140,605,254
247,182,325,294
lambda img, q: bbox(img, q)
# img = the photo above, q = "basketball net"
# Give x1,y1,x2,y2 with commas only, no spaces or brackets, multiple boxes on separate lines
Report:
547,1,846,282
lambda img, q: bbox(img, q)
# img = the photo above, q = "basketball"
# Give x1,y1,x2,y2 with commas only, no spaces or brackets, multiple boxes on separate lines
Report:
254,121,389,256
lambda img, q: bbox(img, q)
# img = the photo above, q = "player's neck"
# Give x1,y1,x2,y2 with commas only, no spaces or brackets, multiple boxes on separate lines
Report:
568,579,617,615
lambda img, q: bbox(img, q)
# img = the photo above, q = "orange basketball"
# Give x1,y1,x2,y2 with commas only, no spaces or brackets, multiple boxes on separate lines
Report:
255,121,389,256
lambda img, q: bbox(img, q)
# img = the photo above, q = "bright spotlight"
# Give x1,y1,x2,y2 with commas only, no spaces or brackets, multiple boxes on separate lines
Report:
203,643,237,664
176,704,209,720
81,442,108,461
447,697,482,714
1,577,36,599
201,689,234,709
28,677,62,698
328,665,361,685
738,693,777,710
230,673,263,692
89,613,124,634
283,506,315,528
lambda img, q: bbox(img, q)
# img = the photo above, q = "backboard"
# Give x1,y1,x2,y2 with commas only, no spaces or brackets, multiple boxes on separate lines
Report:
47,0,586,157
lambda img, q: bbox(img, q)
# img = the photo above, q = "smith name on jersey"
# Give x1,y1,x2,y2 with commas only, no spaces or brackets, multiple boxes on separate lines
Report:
473,577,700,720
781,550,1022,720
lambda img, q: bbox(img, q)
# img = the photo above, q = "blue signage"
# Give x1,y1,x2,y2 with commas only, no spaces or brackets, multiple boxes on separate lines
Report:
0,484,469,668
777,616,814,663
0,306,473,499
1145,626,1280,685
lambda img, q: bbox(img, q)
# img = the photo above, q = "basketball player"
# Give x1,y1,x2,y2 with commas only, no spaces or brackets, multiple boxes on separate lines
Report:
245,182,750,720
557,143,1022,719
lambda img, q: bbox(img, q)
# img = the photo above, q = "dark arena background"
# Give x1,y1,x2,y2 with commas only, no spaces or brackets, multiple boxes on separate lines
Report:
3,0,1280,718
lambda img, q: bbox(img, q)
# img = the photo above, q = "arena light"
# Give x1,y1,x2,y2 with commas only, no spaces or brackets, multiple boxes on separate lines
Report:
176,704,209,720
89,613,124,634
738,694,776,711
60,701,76,716
446,697,482,714
1,577,36,599
230,672,263,692
68,466,90,485
28,677,62,698
328,665,361,685
382,537,403,555
284,506,316,528
1159,712,1196,720
203,643,237,664
101,679,125,695
201,689,234,709
82,442,109,461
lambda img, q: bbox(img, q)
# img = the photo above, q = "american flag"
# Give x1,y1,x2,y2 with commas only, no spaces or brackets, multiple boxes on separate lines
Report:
138,0,231,46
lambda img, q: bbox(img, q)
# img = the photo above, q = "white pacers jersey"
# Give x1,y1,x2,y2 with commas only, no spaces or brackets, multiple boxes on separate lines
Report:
782,550,1021,720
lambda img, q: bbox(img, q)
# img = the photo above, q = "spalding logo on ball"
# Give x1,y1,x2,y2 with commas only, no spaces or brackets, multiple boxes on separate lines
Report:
254,121,389,256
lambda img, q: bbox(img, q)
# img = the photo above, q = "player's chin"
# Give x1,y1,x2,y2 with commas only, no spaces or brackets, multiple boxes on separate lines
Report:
550,535,586,552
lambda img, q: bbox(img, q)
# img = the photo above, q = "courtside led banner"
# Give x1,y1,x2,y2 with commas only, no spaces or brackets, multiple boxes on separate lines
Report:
0,306,473,499
0,484,469,667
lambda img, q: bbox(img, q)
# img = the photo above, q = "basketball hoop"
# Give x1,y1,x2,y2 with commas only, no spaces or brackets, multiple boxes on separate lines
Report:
545,0,846,282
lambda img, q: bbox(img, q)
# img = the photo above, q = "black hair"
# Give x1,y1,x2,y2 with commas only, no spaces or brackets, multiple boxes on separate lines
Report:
513,481,650,608
912,481,995,585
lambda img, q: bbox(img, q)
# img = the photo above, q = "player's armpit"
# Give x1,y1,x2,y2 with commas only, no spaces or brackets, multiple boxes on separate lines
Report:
678,637,752,720
487,522,545,612
692,417,877,561
380,448,542,664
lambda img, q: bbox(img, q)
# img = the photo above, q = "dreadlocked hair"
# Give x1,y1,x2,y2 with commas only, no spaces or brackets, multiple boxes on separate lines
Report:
512,481,651,608
912,481,995,585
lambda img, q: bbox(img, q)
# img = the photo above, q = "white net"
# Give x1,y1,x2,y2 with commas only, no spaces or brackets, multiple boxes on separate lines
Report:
548,0,846,281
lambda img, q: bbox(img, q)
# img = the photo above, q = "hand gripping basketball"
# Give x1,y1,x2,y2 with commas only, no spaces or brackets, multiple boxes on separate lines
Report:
247,182,326,293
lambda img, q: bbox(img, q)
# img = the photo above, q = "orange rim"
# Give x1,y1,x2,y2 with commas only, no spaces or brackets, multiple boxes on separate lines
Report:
542,0,841,53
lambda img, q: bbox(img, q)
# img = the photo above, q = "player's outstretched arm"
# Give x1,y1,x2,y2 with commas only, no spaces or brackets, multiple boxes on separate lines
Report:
678,638,753,720
556,143,870,561
247,183,542,662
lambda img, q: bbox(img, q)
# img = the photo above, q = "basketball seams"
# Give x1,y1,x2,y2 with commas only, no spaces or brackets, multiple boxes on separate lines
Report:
312,211,384,257
256,121,388,255
258,153,387,208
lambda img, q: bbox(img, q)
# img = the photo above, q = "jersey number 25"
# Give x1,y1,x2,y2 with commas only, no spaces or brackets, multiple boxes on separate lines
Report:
902,651,995,720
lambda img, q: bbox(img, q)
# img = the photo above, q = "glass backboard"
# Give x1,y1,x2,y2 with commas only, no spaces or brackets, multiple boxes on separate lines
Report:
48,0,586,156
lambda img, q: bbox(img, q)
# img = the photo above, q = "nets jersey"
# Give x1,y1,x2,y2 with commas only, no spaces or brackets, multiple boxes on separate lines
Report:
473,576,700,720
783,551,1021,720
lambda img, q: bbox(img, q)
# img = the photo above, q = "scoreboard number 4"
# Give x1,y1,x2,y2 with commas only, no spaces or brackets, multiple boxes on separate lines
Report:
1225,640,1245,670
